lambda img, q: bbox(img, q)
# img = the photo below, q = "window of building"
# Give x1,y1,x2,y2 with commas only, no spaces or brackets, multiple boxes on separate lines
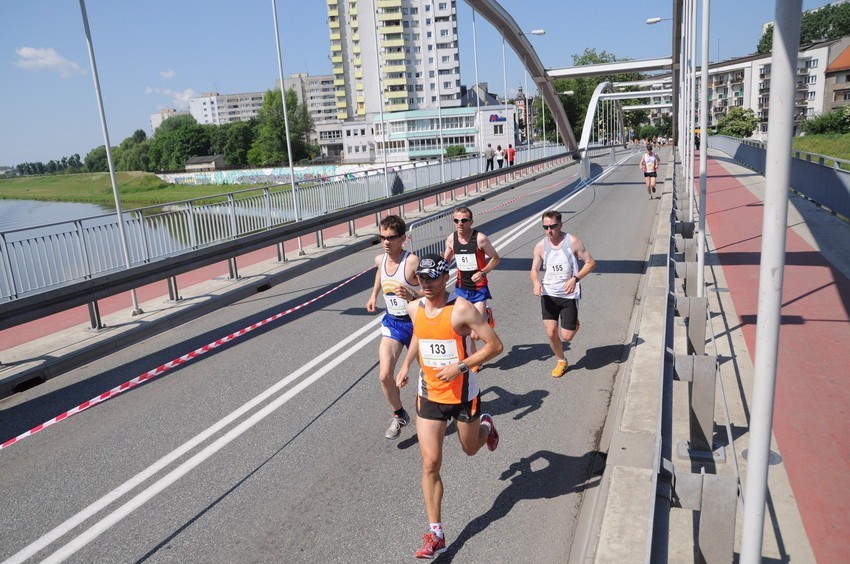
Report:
842,92,850,101
494,124,504,135
425,4,430,11
441,55,450,63
806,59,818,69
443,81,451,89
807,91,816,100
427,31,432,38
805,75,816,85
440,29,449,37
439,2,447,8
432,96,437,102
417,97,425,103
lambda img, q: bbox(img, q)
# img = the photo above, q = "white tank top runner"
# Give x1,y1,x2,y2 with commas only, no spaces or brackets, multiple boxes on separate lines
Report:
542,234,581,299
643,153,658,173
381,251,420,317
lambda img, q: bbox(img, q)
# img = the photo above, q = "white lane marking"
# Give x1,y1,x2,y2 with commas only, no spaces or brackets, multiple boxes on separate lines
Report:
3,318,382,564
41,326,382,564
14,166,597,563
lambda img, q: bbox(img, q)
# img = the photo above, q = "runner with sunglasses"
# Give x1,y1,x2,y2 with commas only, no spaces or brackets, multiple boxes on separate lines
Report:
443,207,500,368
530,210,597,377
366,215,421,439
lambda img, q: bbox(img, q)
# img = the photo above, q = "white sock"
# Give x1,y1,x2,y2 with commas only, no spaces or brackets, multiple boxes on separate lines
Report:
429,523,444,539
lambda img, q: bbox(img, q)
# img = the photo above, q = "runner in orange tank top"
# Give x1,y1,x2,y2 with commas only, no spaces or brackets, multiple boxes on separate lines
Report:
395,254,503,559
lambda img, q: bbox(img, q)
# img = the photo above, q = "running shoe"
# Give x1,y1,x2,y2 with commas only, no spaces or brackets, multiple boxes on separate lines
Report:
415,532,447,559
551,359,568,378
385,410,410,440
485,306,496,328
480,413,499,451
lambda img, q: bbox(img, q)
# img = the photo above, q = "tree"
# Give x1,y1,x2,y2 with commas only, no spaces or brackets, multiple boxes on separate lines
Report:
758,3,850,53
715,107,759,138
800,106,850,135
249,88,314,166
148,121,212,171
445,145,467,158
210,121,256,166
84,145,110,172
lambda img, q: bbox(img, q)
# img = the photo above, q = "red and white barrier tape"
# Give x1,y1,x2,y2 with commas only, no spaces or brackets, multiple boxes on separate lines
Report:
0,267,374,452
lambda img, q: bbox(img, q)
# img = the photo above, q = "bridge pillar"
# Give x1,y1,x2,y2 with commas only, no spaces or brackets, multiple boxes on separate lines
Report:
580,157,590,181
227,257,240,280
87,301,105,331
166,276,182,302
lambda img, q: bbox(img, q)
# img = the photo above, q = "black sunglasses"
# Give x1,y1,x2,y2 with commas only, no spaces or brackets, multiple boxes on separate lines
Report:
542,223,560,230
379,234,402,242
453,218,471,224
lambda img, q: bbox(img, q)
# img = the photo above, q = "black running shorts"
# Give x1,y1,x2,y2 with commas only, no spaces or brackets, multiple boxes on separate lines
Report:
417,394,481,422
541,295,579,331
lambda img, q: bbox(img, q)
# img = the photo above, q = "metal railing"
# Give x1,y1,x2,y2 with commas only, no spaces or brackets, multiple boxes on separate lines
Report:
0,144,567,301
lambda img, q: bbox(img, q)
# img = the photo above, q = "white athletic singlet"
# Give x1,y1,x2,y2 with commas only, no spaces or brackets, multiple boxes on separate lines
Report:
642,152,658,173
381,251,420,318
541,235,580,299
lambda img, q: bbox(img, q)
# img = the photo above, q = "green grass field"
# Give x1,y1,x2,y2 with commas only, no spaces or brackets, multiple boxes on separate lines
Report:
792,133,850,170
0,171,280,206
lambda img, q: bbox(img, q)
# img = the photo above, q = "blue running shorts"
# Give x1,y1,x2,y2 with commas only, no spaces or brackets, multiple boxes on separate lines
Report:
454,286,492,304
381,314,413,346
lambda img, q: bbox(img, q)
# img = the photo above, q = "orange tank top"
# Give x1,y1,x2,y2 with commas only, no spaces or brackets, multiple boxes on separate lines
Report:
414,297,477,404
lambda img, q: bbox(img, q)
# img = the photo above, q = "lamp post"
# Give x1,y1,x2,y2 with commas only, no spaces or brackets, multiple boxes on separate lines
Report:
645,17,672,24
78,0,141,316
525,29,545,157
272,0,304,257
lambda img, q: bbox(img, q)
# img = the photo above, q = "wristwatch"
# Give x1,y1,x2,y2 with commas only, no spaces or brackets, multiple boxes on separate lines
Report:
573,275,580,283
457,361,470,375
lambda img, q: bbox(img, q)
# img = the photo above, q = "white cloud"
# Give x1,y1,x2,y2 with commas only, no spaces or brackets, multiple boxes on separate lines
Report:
159,69,176,79
144,86,197,110
15,47,86,78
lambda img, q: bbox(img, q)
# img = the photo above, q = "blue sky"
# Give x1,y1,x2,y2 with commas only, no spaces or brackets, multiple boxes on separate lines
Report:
0,0,834,166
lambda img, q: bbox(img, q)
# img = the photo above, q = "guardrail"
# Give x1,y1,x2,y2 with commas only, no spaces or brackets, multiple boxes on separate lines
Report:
708,134,850,219
0,150,592,334
0,145,569,303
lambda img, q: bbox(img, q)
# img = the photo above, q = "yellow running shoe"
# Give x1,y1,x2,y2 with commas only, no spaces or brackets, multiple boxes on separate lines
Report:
551,359,568,378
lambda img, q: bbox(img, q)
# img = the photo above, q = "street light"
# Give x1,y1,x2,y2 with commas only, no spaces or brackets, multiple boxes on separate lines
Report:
646,17,672,25
561,91,575,96
529,29,545,35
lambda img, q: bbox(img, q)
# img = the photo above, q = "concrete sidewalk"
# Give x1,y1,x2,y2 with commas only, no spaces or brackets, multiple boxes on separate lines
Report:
671,148,850,562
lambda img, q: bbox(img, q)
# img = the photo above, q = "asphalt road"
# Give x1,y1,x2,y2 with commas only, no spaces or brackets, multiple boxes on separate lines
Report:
0,148,665,563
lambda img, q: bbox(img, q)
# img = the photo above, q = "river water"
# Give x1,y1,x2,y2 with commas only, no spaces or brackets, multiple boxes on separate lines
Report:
0,199,115,233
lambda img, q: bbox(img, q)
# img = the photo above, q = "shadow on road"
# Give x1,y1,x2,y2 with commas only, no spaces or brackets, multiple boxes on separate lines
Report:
435,449,602,562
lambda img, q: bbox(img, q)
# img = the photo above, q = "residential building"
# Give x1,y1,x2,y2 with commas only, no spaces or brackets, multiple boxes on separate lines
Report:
188,92,265,126
149,108,190,134
513,86,536,143
658,36,850,139
278,73,342,156
824,44,850,113
327,0,461,121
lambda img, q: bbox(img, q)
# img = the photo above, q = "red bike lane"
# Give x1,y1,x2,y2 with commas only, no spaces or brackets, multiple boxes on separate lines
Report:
703,154,850,562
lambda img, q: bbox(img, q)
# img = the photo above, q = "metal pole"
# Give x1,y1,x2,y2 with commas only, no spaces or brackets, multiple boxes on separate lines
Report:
524,56,530,148
697,0,710,297
542,96,546,156
502,34,509,154
472,8,483,157
78,0,141,315
271,0,304,255
688,0,697,221
740,1,802,561
432,15,445,182
371,6,391,197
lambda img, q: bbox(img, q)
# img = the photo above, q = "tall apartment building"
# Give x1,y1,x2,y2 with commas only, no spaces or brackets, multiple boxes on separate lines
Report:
149,108,191,134
327,0,461,120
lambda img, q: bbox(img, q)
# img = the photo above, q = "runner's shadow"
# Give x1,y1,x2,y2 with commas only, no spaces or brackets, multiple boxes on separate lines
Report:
435,450,600,562
480,385,548,420
492,343,552,371
569,343,625,371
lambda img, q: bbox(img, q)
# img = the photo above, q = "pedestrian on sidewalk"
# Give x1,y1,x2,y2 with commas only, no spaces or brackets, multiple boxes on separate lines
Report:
483,144,495,171
530,210,597,378
506,144,516,166
639,143,660,198
365,215,420,440
395,254,503,559
496,145,505,169
444,206,500,368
